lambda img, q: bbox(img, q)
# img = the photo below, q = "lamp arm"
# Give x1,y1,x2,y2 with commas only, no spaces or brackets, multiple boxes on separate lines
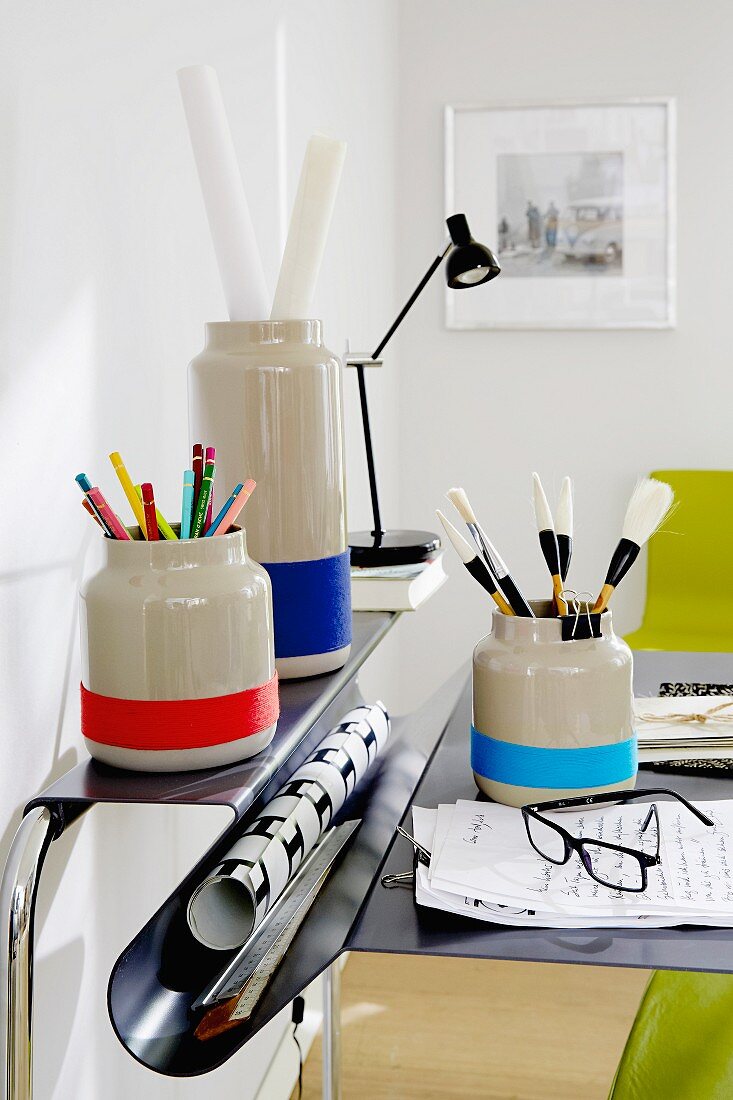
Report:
371,240,451,360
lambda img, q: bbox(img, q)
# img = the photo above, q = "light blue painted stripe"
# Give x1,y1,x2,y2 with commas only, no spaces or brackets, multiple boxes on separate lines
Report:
470,726,637,790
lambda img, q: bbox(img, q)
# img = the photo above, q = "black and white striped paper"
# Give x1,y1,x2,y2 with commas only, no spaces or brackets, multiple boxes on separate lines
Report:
187,701,390,949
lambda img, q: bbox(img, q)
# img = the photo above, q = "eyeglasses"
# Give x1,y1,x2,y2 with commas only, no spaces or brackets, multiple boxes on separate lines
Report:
521,788,714,893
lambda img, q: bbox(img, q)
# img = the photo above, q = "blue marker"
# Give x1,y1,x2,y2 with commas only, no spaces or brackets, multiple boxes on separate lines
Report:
75,472,93,494
180,469,195,540
204,483,244,536
75,472,113,536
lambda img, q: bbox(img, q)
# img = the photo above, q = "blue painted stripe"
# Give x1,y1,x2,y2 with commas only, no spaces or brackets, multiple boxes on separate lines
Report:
263,551,352,660
471,726,637,789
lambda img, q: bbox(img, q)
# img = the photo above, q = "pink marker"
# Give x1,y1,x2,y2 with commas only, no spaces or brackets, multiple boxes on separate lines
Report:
213,478,256,536
86,488,132,540
205,446,216,528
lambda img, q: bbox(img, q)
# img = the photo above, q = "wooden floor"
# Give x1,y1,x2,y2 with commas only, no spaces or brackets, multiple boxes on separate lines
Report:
295,953,649,1100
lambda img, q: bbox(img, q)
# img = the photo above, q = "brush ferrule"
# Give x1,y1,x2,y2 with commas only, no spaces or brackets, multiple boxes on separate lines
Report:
538,529,561,577
604,538,639,588
472,523,506,578
557,534,572,581
462,521,488,565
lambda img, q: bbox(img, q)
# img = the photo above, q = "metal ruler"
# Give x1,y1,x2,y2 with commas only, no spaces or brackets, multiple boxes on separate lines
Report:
194,820,360,1015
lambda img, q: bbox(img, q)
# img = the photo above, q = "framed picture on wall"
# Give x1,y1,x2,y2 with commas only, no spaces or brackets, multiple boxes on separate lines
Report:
445,99,676,329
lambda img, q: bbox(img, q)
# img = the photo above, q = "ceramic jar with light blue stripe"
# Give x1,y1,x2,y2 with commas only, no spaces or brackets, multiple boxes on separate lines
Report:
472,601,636,807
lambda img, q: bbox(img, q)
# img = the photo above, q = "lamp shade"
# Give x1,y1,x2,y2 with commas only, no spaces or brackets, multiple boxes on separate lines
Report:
445,213,501,289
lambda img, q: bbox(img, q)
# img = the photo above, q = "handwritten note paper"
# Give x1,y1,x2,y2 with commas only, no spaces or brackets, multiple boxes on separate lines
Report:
413,807,686,929
423,799,733,926
660,803,733,911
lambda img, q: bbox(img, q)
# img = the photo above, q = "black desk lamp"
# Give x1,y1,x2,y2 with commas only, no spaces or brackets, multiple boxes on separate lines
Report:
347,213,501,567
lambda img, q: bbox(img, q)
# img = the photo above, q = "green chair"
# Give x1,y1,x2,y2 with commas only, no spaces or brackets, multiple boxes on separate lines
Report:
609,472,733,1097
609,970,733,1099
624,470,733,652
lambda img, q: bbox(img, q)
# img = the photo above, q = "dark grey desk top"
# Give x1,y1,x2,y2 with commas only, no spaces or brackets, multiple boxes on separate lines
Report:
348,651,733,974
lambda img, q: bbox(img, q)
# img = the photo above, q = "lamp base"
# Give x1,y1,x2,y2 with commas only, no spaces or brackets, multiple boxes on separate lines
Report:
349,529,440,569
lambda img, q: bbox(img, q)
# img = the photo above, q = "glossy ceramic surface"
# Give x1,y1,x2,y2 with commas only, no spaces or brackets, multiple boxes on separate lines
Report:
472,600,635,806
79,526,276,770
188,320,347,564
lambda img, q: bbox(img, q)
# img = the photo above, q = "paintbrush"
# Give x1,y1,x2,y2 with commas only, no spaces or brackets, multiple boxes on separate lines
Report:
446,487,533,617
437,511,513,616
593,477,675,613
556,476,573,581
531,473,567,616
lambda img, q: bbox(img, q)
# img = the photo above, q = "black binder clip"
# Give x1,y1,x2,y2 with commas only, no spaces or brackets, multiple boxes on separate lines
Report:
560,590,603,642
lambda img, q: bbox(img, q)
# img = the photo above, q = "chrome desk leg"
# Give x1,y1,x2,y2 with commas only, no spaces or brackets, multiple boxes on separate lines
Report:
0,808,55,1100
322,961,342,1100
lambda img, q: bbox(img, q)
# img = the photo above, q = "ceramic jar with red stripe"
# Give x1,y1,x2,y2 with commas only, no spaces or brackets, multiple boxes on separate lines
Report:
79,524,278,772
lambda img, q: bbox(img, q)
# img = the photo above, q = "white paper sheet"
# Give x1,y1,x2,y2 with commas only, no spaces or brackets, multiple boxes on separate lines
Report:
411,806,716,928
413,798,733,927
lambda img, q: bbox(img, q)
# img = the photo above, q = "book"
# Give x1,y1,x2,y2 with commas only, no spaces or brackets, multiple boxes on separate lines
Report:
350,554,446,612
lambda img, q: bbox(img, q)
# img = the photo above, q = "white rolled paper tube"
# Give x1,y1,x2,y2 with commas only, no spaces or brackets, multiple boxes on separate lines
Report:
187,702,389,949
270,133,347,320
265,794,322,850
326,703,390,756
177,64,269,321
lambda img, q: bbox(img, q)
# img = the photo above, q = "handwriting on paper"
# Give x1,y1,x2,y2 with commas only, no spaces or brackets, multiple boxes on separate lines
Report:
662,806,733,909
416,800,733,928
463,811,492,845
430,798,733,918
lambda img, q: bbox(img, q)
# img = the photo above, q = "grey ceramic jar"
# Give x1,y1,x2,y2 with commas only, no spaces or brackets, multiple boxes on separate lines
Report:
188,320,351,680
472,601,636,807
79,526,277,772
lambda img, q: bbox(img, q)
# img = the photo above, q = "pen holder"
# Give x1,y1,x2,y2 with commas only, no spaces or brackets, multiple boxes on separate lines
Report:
472,601,635,807
188,320,351,679
79,526,278,772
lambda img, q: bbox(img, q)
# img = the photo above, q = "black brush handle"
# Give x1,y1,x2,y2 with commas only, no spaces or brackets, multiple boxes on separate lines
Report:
498,574,534,617
604,538,640,589
466,555,499,595
538,529,561,579
471,522,532,615
557,534,572,581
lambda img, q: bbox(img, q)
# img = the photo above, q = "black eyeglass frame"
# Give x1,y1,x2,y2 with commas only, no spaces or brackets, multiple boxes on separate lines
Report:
521,787,714,894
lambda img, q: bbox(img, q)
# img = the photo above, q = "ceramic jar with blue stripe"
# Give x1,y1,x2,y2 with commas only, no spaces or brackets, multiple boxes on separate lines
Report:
189,320,351,678
472,601,635,807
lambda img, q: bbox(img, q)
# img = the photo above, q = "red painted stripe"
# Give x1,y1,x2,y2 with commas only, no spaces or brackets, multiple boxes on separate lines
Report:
80,673,279,751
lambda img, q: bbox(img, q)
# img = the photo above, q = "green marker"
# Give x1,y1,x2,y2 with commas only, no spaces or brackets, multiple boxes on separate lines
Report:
191,461,216,538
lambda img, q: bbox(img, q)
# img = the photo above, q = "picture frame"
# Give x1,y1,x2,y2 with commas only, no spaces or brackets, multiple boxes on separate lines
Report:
445,99,676,330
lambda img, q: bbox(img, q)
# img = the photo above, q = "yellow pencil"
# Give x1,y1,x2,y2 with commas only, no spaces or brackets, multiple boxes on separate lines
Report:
109,451,148,535
133,485,178,541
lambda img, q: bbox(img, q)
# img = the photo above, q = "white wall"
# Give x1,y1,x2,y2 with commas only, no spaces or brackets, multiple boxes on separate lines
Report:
394,0,733,710
6,0,730,1093
0,2,398,1096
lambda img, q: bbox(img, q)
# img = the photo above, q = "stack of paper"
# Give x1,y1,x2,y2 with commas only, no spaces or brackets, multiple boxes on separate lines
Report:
413,798,733,929
636,695,733,762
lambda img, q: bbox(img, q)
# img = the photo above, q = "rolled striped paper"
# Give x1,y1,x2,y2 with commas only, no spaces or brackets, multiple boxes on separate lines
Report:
187,701,390,949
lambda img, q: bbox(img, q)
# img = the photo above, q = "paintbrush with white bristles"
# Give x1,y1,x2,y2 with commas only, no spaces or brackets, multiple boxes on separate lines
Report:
593,477,675,613
531,473,567,616
436,511,513,615
556,476,573,582
446,487,533,617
